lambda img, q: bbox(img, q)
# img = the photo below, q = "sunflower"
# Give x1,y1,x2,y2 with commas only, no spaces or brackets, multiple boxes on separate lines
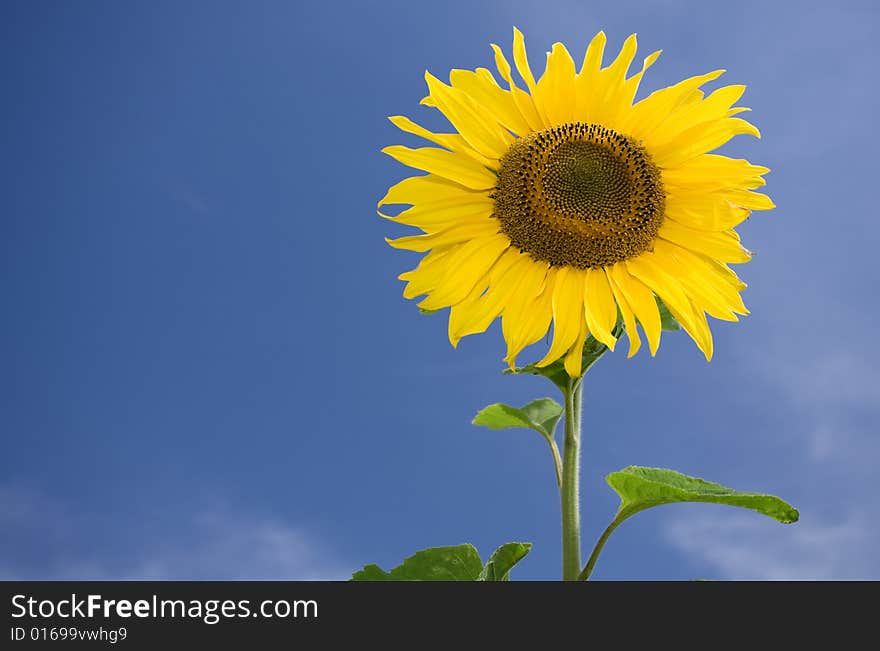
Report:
380,29,773,377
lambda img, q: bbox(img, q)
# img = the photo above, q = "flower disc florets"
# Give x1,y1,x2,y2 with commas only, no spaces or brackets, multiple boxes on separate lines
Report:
494,122,665,269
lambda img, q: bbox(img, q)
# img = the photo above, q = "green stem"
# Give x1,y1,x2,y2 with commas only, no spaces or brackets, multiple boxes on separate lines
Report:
546,436,563,489
578,510,628,581
560,376,583,581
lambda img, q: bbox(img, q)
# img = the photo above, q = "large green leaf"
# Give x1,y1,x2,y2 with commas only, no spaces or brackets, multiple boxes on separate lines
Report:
351,542,532,581
479,542,532,581
606,466,799,523
472,398,562,438
578,466,799,580
352,544,483,581
350,564,391,581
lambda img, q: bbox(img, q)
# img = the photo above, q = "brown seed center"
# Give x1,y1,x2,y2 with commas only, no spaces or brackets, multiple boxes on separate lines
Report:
493,122,665,268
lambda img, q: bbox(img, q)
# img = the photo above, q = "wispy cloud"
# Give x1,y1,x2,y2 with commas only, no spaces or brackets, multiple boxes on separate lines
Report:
752,348,880,465
0,485,348,580
663,336,880,579
663,510,873,580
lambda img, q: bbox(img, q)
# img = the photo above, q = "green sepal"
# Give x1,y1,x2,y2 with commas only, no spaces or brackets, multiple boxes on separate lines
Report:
655,297,680,331
504,358,570,392
418,307,441,315
504,327,621,390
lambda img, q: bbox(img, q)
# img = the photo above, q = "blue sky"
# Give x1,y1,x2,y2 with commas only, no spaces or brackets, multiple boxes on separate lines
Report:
2,0,877,580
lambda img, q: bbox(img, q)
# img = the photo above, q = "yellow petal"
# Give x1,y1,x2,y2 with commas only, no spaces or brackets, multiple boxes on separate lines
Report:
649,84,749,148
574,31,607,120
379,194,493,228
578,31,607,80
535,42,576,125
388,115,496,168
564,317,590,377
381,146,497,190
705,257,748,293
603,34,638,86
651,117,761,167
379,174,486,207
590,33,639,125
399,247,455,299
622,69,725,139
626,254,714,360
607,263,661,355
512,27,547,125
502,261,552,368
448,249,532,345
606,268,641,357
658,219,752,263
538,267,587,367
490,43,543,131
423,72,512,159
448,68,532,137
417,233,510,309
512,27,537,91
665,296,714,361
385,219,499,252
584,267,618,349
665,195,751,231
653,240,749,317
648,240,740,321
604,48,662,126
722,188,775,211
662,154,770,192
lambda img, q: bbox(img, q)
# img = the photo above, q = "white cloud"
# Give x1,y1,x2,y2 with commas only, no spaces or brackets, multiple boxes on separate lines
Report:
122,510,351,581
760,350,880,412
663,344,879,579
752,349,880,465
0,485,348,581
663,510,873,580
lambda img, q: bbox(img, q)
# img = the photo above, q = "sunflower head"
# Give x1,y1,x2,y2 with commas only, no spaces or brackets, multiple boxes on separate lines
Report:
380,28,773,377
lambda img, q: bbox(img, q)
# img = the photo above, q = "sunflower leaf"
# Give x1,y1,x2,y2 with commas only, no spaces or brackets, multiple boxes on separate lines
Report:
579,466,798,580
521,399,564,438
472,398,562,438
479,542,532,581
655,297,680,331
351,544,483,581
350,564,391,581
606,466,799,523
